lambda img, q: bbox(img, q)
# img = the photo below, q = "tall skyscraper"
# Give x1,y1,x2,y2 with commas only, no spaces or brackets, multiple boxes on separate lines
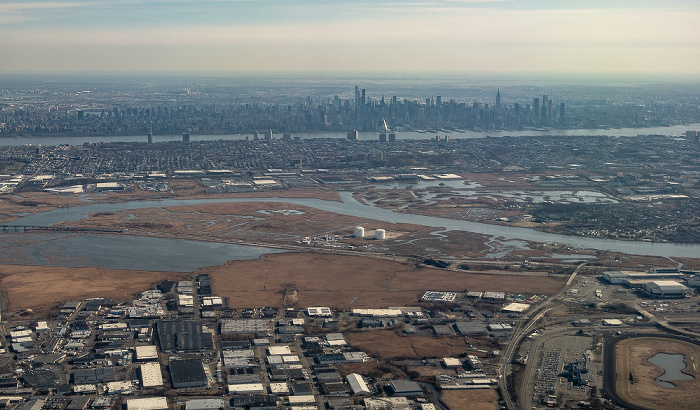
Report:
495,88,501,110
542,93,549,124
533,98,540,121
559,102,566,124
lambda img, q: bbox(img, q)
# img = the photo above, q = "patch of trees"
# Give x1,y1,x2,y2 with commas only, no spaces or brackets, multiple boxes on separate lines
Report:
423,258,450,269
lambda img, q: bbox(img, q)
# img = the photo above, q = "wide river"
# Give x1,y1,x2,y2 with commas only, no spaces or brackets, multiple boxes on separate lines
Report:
1,191,698,272
1,123,698,146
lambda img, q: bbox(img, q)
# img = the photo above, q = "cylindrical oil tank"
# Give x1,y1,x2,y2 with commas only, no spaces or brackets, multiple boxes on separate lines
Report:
375,229,386,240
354,226,365,238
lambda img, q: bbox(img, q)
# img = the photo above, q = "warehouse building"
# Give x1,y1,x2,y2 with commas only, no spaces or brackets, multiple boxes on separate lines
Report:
169,359,208,389
135,345,158,361
220,319,271,337
603,270,685,285
184,399,225,410
156,320,213,352
420,291,457,303
644,281,690,298
388,380,423,396
139,362,163,388
347,373,370,395
126,398,168,410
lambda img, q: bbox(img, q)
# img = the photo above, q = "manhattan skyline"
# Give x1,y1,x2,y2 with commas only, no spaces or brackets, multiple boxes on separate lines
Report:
1,0,699,77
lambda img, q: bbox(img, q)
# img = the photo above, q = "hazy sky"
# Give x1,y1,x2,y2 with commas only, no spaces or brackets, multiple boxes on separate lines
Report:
1,0,699,75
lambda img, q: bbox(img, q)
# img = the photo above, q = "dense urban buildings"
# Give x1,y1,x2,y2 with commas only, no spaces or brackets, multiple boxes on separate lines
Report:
2,80,700,138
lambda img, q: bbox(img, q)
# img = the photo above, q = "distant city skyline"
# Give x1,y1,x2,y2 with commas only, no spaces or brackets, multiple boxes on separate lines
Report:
1,0,699,76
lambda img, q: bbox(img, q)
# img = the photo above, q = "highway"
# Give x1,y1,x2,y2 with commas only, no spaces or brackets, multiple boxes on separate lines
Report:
498,262,586,409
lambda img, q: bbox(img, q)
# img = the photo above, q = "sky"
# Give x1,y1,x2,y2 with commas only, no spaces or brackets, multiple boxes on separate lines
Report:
1,0,700,76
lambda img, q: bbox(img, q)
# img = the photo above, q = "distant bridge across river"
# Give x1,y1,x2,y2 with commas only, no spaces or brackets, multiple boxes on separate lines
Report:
1,225,123,233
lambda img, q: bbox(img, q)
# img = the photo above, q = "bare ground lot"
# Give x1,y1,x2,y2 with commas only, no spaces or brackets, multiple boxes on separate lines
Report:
0,264,184,317
204,252,566,309
0,252,564,318
344,329,475,360
440,389,500,410
615,337,700,410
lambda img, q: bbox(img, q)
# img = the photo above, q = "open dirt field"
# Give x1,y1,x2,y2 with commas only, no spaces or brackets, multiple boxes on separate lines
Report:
0,264,183,317
204,252,566,309
440,389,500,410
344,330,475,360
615,337,700,410
0,250,563,318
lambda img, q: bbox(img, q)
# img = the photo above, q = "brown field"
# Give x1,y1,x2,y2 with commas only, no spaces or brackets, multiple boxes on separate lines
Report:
204,252,566,309
440,389,500,410
0,250,563,318
0,264,184,317
615,337,700,410
339,362,406,380
344,330,476,360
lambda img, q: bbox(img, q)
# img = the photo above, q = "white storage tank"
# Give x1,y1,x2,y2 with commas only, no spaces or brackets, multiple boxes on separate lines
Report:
354,226,365,238
374,229,386,240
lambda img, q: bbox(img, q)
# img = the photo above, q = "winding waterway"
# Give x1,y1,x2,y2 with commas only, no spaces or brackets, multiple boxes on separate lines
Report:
4,191,700,261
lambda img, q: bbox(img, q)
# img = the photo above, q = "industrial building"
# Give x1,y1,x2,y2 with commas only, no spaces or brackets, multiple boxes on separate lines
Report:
420,291,457,303
139,362,163,388
347,373,371,395
156,320,213,352
184,399,225,410
644,281,690,298
220,319,271,337
603,270,685,286
168,359,208,389
388,380,423,396
126,398,168,410
307,307,333,316
135,345,158,361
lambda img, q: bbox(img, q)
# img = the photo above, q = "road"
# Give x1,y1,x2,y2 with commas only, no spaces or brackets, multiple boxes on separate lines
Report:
498,264,585,410
633,302,700,338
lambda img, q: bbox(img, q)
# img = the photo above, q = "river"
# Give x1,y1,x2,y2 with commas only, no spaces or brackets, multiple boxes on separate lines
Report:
3,191,699,270
1,123,698,146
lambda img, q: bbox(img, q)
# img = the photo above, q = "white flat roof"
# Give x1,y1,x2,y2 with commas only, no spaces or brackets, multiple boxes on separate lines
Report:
269,382,289,394
307,307,332,316
140,362,163,388
127,397,168,410
253,179,277,185
228,383,264,394
502,303,530,313
135,345,159,360
267,345,292,356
